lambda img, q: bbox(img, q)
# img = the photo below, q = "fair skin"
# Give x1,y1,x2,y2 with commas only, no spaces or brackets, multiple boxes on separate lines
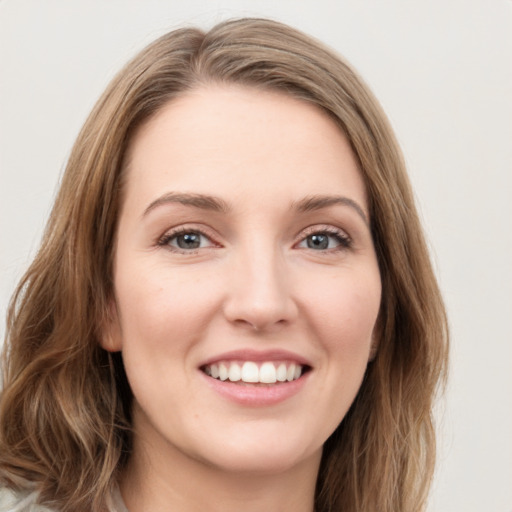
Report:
102,85,382,512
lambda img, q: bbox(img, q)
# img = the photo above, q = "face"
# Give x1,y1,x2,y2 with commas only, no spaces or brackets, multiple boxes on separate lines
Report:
104,85,381,477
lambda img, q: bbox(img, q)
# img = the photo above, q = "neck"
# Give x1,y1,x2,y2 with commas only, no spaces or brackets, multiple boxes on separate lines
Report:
120,433,320,512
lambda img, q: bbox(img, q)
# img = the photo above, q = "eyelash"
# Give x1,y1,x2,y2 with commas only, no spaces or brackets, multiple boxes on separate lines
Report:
157,227,218,254
157,225,352,254
298,226,352,252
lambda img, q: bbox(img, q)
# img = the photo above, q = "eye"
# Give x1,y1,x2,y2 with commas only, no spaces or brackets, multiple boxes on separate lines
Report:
158,229,215,252
297,229,351,251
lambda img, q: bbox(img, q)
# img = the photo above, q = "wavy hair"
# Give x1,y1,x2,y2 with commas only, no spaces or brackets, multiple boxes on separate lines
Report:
0,18,448,512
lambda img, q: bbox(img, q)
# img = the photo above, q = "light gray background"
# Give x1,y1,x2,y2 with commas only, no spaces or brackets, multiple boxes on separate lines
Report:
1,1,511,510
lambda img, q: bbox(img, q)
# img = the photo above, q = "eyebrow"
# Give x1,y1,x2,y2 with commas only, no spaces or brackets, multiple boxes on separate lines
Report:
143,192,230,218
142,191,368,225
293,195,369,225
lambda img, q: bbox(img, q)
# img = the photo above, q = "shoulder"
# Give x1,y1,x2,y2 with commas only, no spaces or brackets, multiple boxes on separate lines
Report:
0,486,127,512
0,487,55,512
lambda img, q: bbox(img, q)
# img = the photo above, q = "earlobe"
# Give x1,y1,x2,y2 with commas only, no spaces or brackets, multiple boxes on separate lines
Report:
368,310,383,362
98,300,123,352
368,337,379,362
368,323,381,362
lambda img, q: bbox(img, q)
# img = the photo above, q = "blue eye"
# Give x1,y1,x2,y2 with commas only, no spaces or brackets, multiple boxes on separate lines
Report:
174,232,203,249
298,231,351,251
160,230,213,251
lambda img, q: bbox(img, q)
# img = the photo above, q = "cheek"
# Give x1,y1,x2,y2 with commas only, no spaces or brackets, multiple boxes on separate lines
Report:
113,272,204,400
114,263,223,352
305,271,381,357
295,270,381,444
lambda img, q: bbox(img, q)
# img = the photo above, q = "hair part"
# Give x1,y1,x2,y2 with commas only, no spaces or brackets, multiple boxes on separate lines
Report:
0,18,448,512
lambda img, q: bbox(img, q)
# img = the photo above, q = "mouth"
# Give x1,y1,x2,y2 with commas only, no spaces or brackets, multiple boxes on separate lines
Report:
201,360,310,385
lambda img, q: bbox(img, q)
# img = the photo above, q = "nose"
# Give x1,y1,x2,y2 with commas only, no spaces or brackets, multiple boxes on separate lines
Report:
222,246,298,332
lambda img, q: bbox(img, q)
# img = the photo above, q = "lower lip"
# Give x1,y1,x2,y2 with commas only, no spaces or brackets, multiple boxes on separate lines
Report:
201,371,310,406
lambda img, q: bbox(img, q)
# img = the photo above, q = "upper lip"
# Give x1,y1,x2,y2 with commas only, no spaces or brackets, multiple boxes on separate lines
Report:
199,349,312,368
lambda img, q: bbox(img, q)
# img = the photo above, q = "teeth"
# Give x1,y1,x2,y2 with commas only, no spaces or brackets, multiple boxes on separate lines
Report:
228,362,241,382
276,363,287,382
219,362,228,381
204,361,304,384
241,362,259,383
286,364,295,382
260,362,277,383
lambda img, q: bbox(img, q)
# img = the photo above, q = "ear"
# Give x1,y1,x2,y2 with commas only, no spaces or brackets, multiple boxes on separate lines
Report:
368,334,379,362
368,316,382,362
98,299,123,352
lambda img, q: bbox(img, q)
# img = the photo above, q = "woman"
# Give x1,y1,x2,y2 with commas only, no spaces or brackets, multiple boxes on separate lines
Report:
0,18,448,512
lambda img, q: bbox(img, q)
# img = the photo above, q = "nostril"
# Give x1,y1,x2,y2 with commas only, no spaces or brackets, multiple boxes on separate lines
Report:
232,316,289,331
225,297,298,332
222,264,298,330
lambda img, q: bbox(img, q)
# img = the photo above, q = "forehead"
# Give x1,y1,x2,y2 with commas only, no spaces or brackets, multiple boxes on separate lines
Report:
122,84,367,213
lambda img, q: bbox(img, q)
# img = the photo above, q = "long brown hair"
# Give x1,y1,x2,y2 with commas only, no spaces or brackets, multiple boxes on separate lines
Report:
0,18,448,512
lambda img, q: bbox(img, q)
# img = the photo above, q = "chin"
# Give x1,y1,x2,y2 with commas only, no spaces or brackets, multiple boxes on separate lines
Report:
192,434,321,476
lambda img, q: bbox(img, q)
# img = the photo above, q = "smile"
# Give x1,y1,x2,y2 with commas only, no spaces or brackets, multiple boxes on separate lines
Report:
202,361,306,384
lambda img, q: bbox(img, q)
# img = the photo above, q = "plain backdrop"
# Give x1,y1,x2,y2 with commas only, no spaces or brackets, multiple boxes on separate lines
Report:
1,1,511,511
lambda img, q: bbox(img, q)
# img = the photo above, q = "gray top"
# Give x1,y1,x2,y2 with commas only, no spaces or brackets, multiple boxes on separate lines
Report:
0,486,129,512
